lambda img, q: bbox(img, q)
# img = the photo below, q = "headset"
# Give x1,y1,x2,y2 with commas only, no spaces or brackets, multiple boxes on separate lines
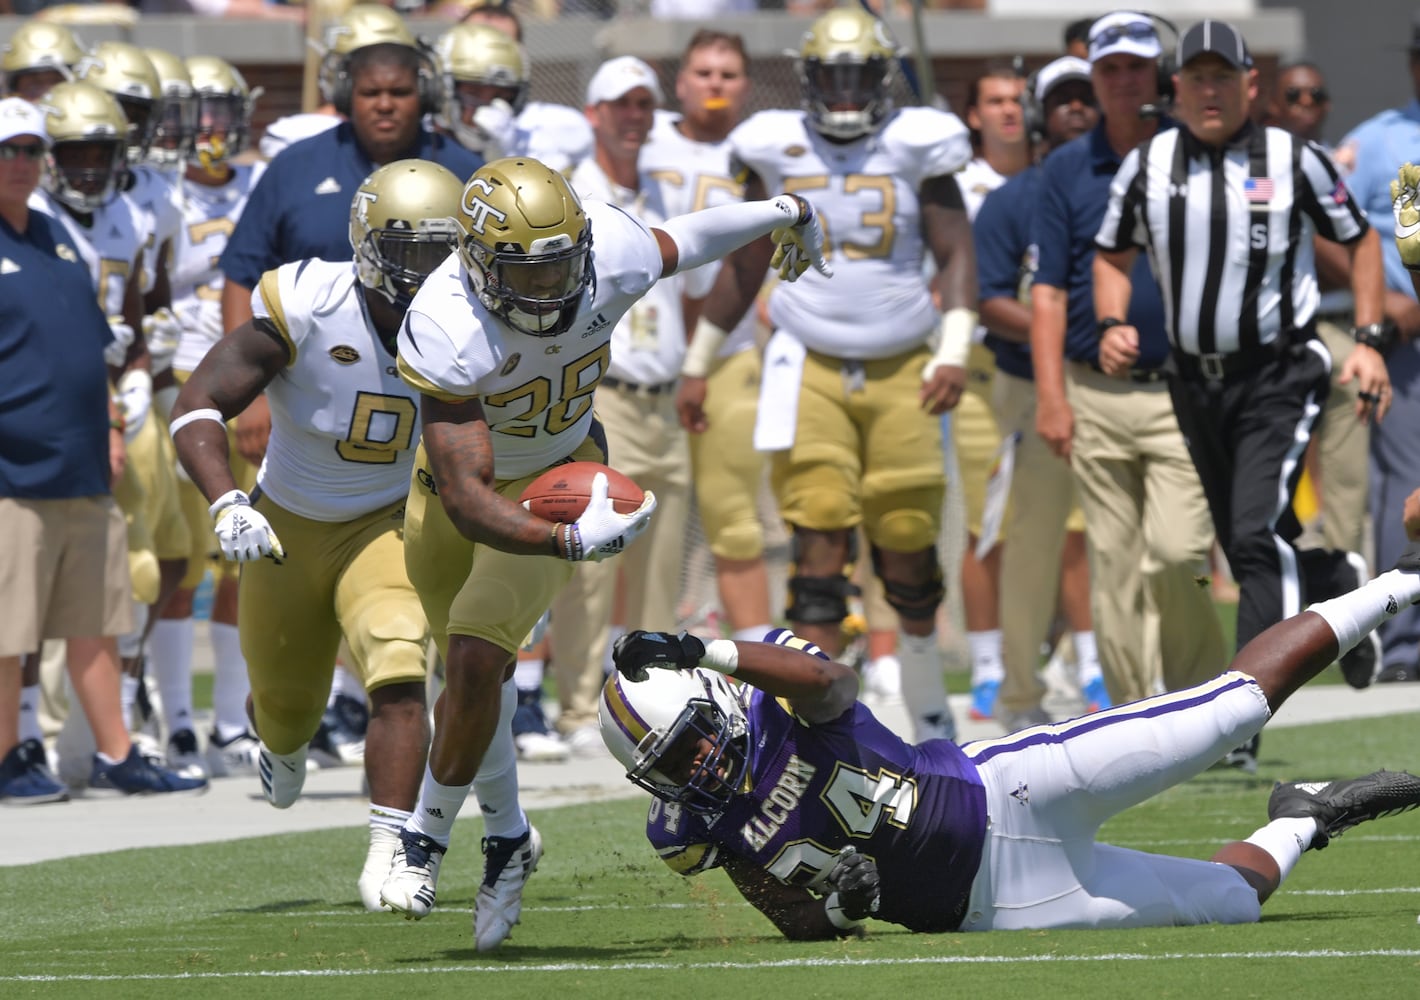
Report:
329,41,443,118
1084,10,1180,119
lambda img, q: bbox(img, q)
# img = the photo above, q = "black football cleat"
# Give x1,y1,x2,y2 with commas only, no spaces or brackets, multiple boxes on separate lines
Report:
1268,769,1420,850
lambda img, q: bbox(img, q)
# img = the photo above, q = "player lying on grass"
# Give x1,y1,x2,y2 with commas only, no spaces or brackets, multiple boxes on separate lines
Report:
599,543,1420,938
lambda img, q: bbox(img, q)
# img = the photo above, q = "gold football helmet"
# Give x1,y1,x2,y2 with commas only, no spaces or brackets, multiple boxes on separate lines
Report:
318,3,417,106
74,40,161,164
433,23,529,148
457,157,593,338
350,159,464,311
38,80,128,212
142,48,195,168
1,21,84,100
185,55,260,169
796,7,900,140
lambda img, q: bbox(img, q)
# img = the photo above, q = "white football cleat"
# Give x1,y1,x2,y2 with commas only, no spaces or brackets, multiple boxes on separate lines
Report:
205,729,262,778
475,825,543,952
257,742,308,809
358,825,402,913
381,829,446,919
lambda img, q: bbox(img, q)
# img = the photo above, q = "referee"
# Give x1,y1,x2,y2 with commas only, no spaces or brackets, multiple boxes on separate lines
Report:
1093,20,1392,688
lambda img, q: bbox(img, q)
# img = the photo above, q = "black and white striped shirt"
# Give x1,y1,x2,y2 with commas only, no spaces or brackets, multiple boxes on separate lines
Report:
1094,123,1368,357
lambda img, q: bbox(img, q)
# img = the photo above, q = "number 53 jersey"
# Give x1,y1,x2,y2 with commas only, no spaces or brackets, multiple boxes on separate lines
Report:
730,106,971,359
251,258,419,522
646,688,989,933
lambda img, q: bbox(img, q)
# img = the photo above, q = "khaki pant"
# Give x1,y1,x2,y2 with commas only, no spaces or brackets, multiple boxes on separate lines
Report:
992,371,1086,714
1315,319,1369,554
1065,363,1225,702
551,384,691,733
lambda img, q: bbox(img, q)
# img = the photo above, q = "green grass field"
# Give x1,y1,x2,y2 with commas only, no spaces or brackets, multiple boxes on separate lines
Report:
5,709,1420,999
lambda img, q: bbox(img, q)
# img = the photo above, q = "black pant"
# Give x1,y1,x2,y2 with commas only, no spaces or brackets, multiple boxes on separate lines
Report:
1168,337,1355,650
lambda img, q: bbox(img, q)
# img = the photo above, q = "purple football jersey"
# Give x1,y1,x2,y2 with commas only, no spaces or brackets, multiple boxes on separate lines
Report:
645,688,989,932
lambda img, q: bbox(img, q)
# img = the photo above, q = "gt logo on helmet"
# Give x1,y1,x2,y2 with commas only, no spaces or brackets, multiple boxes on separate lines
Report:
462,177,508,235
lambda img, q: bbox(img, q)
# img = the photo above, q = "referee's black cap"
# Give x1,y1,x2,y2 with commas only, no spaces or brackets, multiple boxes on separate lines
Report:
1176,20,1254,70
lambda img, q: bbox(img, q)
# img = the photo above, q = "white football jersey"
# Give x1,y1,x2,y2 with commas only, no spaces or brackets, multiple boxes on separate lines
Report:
258,112,341,161
398,200,662,480
30,188,146,320
641,110,759,360
730,107,971,358
515,101,593,174
570,158,685,384
126,165,184,295
956,156,1007,224
171,163,265,373
251,259,419,522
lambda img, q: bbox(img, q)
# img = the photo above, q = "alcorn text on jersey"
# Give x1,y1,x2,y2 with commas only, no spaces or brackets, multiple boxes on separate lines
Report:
730,106,970,358
397,200,661,480
171,163,264,373
251,258,419,521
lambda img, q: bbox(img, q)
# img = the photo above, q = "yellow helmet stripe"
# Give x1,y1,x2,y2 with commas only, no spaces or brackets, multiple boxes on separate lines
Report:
601,674,653,748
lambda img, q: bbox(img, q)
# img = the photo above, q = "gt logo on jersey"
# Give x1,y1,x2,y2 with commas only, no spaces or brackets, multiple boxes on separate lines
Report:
462,178,507,235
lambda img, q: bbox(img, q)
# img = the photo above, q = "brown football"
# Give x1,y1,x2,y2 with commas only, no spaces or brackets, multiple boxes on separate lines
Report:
520,461,645,523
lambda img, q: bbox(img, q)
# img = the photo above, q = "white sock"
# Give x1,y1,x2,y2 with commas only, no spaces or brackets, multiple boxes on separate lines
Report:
406,766,473,847
329,665,365,705
512,656,544,692
1243,816,1318,885
732,625,773,643
18,684,43,743
148,617,196,736
1074,630,1103,685
209,622,251,742
120,674,139,729
967,629,1005,685
603,625,626,676
370,803,411,834
473,680,529,839
1306,568,1420,658
897,630,951,735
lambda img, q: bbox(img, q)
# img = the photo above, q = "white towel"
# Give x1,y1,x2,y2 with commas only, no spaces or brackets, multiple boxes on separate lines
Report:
975,431,1020,561
753,330,806,452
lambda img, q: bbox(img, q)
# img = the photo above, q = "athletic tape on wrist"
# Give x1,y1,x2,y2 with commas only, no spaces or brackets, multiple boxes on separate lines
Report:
700,638,739,675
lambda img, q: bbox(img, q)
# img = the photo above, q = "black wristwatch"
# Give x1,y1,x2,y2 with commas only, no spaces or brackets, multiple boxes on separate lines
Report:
1352,320,1397,354
1097,317,1126,336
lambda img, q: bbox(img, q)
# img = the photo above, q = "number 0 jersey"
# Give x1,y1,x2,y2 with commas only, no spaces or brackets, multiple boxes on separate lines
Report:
729,107,971,359
251,259,419,522
645,679,988,933
397,200,662,480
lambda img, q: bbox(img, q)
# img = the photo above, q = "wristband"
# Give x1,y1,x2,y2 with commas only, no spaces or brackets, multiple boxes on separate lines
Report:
110,415,126,432
923,307,977,378
169,407,226,438
825,892,866,931
700,638,739,675
681,317,731,379
208,488,251,522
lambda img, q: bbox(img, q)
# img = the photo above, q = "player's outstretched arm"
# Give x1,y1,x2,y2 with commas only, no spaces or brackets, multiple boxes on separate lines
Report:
720,854,858,941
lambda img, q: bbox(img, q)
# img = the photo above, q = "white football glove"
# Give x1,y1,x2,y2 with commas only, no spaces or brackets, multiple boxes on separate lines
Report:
560,472,657,562
142,307,183,376
104,319,135,367
209,489,285,562
769,194,833,282
116,369,152,444
1392,161,1420,271
471,98,517,160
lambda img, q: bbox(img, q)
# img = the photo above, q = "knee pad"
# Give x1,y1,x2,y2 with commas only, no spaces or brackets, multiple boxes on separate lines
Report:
783,528,861,625
871,546,945,621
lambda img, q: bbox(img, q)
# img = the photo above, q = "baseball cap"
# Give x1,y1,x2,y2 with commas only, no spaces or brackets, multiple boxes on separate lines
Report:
1088,12,1162,63
0,97,49,146
1035,56,1092,102
1176,20,1254,70
585,56,662,106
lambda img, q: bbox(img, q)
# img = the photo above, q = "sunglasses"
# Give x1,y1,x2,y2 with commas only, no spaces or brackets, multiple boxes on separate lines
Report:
1091,22,1157,48
0,142,45,162
1284,86,1329,105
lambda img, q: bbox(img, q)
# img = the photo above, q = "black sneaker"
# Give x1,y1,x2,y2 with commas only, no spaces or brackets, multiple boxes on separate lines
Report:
1220,733,1259,774
1338,553,1382,689
1268,769,1420,850
88,744,210,796
0,739,69,806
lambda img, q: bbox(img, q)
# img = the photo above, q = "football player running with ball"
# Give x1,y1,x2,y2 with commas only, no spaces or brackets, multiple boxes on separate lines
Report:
170,161,463,913
680,7,978,745
379,155,829,950
601,542,1420,938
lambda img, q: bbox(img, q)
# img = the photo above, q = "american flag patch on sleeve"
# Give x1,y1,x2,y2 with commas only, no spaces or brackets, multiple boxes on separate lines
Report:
1244,177,1274,201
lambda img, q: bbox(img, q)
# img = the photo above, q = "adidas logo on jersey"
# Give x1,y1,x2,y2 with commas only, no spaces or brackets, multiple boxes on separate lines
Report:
581,311,611,337
314,177,342,195
0,257,18,274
